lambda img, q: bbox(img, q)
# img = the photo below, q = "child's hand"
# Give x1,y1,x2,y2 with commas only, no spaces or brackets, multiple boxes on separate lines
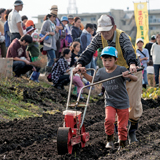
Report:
122,71,131,78
73,67,86,75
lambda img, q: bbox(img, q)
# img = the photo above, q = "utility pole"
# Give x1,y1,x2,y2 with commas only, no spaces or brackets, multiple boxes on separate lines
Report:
67,0,78,14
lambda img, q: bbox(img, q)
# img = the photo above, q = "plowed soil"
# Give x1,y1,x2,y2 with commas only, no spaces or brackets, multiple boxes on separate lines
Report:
0,87,160,160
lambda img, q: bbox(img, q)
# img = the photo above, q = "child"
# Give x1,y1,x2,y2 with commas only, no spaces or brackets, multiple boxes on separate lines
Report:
136,38,149,88
147,60,154,86
81,46,138,150
70,41,84,98
51,48,71,89
25,26,49,82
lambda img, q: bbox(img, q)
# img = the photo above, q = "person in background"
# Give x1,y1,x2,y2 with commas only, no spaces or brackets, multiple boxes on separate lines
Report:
70,41,84,98
26,26,49,82
0,8,7,57
145,35,156,60
151,34,160,87
51,48,71,89
50,5,64,58
66,15,74,36
25,20,35,28
4,9,12,51
40,12,57,74
147,60,154,87
71,17,82,41
21,15,28,30
8,0,24,42
59,16,69,56
6,34,35,77
80,23,95,75
136,38,149,89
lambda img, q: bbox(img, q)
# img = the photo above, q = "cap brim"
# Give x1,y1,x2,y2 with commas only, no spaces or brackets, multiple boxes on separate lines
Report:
97,26,113,32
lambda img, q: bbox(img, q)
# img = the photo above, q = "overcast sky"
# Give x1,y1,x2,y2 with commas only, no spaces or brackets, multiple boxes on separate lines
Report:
2,0,160,23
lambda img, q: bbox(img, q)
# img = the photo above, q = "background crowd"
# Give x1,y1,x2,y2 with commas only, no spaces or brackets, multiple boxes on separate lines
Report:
0,0,159,97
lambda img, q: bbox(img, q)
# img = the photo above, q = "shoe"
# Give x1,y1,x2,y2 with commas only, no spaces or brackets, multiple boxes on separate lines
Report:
105,135,114,149
128,132,138,144
98,92,104,97
118,140,127,150
128,119,138,144
77,93,84,99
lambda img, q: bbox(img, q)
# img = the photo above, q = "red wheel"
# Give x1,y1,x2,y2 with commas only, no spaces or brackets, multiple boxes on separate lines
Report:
57,127,73,155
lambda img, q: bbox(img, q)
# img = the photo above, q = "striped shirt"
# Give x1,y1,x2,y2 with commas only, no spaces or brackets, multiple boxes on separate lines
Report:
77,30,137,67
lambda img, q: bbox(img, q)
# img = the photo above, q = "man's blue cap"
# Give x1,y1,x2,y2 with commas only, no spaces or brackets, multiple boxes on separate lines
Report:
101,46,118,58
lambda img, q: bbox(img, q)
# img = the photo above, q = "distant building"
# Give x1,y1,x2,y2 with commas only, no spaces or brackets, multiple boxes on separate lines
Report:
34,9,160,40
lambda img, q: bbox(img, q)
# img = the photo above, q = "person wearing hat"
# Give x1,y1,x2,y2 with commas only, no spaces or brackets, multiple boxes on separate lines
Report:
25,20,35,28
8,0,24,42
50,5,64,58
81,46,138,150
145,35,156,60
136,38,149,89
40,12,57,74
0,8,6,57
66,15,74,37
151,34,160,87
74,14,143,145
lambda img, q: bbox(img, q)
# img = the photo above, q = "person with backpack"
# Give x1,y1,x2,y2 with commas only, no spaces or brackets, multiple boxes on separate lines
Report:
51,48,71,89
40,12,57,74
71,17,82,41
136,38,149,88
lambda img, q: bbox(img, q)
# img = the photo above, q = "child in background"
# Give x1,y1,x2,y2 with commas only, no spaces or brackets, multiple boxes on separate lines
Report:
147,60,154,86
81,47,138,150
51,48,71,89
70,41,84,98
25,26,49,82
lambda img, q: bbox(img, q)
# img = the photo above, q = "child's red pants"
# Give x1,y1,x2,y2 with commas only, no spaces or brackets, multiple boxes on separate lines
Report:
105,106,129,141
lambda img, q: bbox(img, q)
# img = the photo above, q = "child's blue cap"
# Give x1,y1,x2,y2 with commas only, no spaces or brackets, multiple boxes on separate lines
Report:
101,46,118,58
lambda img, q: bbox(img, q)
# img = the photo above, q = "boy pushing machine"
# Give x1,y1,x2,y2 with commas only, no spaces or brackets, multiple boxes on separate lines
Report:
81,46,138,150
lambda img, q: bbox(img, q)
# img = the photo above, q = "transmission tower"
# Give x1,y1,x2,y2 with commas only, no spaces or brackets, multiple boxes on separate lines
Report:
67,0,78,14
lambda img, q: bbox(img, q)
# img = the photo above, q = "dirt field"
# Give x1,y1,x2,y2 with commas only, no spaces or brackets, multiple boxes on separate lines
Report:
0,86,160,160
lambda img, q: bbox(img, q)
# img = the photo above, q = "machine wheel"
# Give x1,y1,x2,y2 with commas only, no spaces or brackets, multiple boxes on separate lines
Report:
57,127,73,155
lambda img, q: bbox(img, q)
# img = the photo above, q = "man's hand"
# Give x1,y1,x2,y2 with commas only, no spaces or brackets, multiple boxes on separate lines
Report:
129,64,137,73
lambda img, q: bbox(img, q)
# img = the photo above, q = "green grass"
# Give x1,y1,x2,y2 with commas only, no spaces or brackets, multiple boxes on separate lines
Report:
0,77,53,121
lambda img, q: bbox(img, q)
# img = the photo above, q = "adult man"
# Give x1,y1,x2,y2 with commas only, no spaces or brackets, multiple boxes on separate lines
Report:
80,23,95,75
74,15,142,146
8,0,24,42
6,34,34,77
145,35,156,60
